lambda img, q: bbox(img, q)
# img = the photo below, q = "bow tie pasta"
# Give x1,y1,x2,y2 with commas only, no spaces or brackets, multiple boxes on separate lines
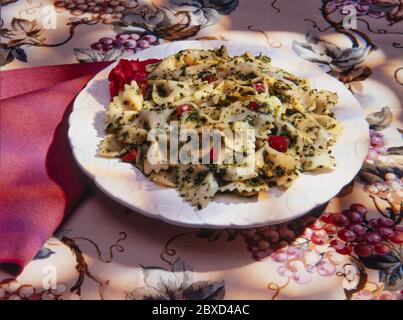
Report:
99,46,342,209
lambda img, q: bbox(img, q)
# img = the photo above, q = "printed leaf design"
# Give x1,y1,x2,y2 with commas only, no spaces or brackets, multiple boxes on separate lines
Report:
199,0,240,15
154,11,201,41
182,280,225,300
387,146,403,156
359,250,403,290
1,18,43,45
33,247,55,260
127,257,225,300
292,32,372,84
127,286,169,300
74,47,124,63
0,44,27,66
0,44,14,66
172,257,194,290
53,228,72,240
358,161,402,184
366,107,393,130
371,0,403,25
339,66,372,83
142,266,183,295
11,46,27,62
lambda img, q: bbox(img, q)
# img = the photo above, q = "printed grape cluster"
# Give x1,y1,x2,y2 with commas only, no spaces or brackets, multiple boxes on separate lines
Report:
313,203,402,257
241,203,402,261
241,215,317,261
53,0,138,22
90,32,158,54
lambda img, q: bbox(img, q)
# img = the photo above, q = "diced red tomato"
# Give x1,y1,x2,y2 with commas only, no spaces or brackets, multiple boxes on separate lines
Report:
248,101,259,111
268,135,289,152
176,104,190,116
201,75,218,83
121,149,137,163
254,82,265,93
108,58,161,98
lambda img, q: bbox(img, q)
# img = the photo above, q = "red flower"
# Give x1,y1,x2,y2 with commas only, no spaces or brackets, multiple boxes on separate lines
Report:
108,58,161,98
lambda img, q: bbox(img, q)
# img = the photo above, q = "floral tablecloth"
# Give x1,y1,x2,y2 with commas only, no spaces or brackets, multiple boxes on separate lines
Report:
0,0,402,300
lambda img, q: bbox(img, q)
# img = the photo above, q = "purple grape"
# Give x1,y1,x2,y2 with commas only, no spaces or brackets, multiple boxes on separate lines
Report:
91,42,103,50
137,39,150,48
349,225,367,237
129,33,140,40
377,227,394,240
116,33,131,41
342,209,363,224
141,34,157,44
99,37,115,46
377,217,395,228
330,213,350,227
121,39,137,49
354,243,373,257
374,243,390,255
365,232,382,244
350,203,367,215
337,229,356,242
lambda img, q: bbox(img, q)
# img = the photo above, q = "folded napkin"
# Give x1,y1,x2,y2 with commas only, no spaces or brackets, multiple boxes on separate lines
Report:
0,62,112,275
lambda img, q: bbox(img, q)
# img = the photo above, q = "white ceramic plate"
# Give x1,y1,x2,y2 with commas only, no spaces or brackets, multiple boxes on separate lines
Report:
68,40,369,228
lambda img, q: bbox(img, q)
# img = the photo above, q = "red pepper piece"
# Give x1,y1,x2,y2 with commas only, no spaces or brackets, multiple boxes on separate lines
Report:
121,149,137,163
268,135,289,152
176,104,190,116
254,82,265,93
108,58,161,98
201,75,218,83
248,101,259,111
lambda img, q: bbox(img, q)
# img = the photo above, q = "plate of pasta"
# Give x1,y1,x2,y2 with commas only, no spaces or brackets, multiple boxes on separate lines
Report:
68,40,369,228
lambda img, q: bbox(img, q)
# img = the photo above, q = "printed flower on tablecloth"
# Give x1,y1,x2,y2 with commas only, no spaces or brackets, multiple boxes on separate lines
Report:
326,0,403,25
1,1,239,66
358,107,403,207
0,18,44,66
68,0,238,62
54,0,238,40
292,32,372,88
126,257,225,300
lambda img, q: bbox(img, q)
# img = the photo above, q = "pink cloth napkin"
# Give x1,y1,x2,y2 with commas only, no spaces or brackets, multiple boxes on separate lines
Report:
0,62,112,275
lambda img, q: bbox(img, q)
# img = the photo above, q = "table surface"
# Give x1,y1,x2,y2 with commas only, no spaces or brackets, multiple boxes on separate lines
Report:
0,0,402,300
